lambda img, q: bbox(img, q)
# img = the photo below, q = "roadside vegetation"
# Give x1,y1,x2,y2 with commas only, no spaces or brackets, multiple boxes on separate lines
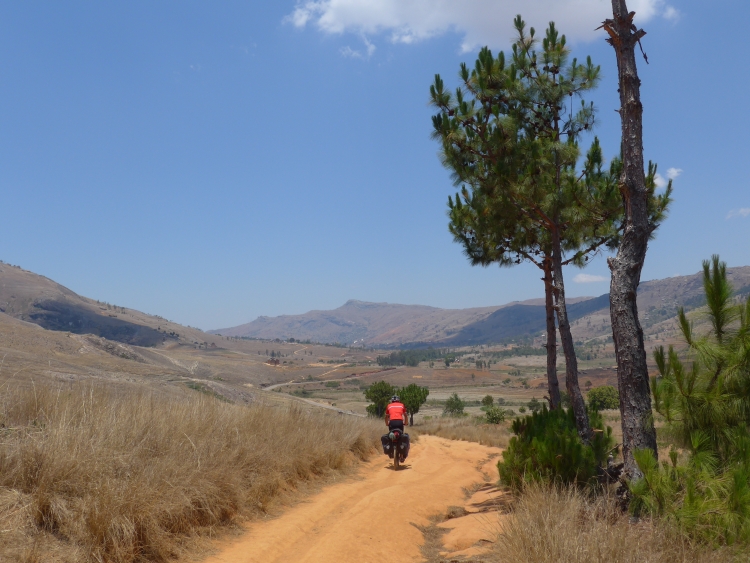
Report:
414,416,512,449
491,485,737,563
0,383,380,563
428,2,750,558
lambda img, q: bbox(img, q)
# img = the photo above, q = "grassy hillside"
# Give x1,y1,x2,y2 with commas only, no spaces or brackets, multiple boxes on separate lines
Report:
0,262,215,347
0,383,380,562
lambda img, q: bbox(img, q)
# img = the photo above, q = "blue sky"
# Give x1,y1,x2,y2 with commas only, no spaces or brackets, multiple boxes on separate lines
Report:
0,1,748,330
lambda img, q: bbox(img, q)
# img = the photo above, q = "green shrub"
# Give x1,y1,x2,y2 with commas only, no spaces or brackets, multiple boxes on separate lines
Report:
560,391,571,408
324,381,340,388
443,393,465,417
527,397,542,413
485,406,506,424
630,443,750,545
631,256,750,545
587,385,619,411
481,394,494,407
498,406,613,491
518,406,527,413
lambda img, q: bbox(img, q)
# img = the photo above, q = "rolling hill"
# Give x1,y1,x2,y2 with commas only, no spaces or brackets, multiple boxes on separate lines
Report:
212,266,750,347
0,262,211,347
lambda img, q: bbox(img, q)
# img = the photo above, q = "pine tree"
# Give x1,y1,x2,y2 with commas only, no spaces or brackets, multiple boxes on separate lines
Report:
601,1,672,478
630,256,750,543
431,18,624,440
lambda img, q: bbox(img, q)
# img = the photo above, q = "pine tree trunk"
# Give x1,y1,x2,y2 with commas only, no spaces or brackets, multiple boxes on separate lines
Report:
603,0,658,479
551,230,591,442
543,258,561,409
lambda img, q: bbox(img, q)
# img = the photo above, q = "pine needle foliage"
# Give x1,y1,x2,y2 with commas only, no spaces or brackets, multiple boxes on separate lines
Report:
631,256,750,545
498,405,613,491
430,15,672,438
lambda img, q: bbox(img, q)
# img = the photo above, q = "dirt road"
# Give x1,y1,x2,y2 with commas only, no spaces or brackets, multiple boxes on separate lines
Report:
204,435,505,563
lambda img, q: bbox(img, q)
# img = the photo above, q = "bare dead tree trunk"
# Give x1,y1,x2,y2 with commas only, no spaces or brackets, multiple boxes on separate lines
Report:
603,0,658,479
551,230,591,442
543,257,561,409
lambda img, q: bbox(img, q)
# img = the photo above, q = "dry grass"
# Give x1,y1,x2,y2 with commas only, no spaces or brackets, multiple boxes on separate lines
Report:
413,417,511,449
0,382,380,562
491,485,740,563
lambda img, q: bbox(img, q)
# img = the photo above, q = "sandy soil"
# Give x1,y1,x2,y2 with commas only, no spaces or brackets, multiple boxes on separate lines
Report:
202,435,504,563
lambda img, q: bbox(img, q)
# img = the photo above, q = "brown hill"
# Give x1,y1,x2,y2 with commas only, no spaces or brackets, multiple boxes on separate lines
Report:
213,267,750,347
0,262,210,347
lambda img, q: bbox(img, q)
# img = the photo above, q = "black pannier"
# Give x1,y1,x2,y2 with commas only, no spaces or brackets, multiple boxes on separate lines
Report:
398,433,410,460
381,434,393,457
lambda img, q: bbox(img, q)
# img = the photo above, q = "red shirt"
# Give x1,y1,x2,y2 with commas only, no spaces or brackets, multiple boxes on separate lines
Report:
386,402,407,423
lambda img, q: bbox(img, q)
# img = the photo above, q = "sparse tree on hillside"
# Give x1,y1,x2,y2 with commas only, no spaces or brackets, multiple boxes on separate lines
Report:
444,393,465,417
528,397,542,413
364,381,397,418
400,384,430,425
587,385,619,411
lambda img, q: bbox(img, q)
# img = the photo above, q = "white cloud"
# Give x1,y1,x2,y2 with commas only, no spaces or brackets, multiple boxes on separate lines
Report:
727,208,750,220
285,0,679,53
339,35,376,59
574,273,608,283
666,167,682,180
340,45,363,58
654,167,681,189
663,6,680,21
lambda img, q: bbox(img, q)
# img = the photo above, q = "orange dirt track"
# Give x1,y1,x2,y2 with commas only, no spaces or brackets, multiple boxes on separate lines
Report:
203,435,504,563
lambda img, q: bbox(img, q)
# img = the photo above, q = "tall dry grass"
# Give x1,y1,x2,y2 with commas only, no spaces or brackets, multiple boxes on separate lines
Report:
491,485,739,563
414,417,511,449
0,383,380,562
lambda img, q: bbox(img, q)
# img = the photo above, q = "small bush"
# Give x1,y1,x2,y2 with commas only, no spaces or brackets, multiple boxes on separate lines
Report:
527,397,542,413
481,394,494,407
497,406,613,491
485,406,506,424
587,385,619,411
324,380,340,388
443,393,465,417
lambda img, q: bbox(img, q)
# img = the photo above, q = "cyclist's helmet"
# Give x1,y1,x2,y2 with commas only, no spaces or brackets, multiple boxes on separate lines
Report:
391,395,400,402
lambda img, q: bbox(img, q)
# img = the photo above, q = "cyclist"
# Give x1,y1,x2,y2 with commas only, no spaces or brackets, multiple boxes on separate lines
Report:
385,395,408,432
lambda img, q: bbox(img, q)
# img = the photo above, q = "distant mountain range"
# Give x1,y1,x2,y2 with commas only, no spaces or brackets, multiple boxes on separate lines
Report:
212,267,750,347
3,260,750,350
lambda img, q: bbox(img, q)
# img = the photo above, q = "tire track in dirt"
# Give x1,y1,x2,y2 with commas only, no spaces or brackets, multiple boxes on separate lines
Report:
203,435,503,563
